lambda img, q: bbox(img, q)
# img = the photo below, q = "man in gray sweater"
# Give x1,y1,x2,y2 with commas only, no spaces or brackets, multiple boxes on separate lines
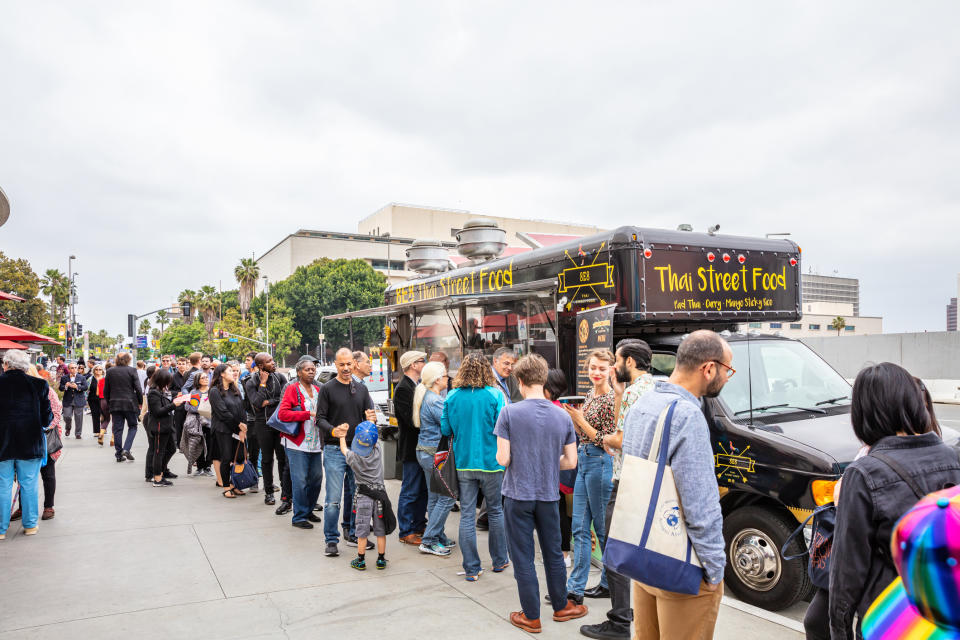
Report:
620,330,732,640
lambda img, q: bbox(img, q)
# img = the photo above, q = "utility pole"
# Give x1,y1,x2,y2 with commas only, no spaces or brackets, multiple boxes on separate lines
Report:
263,276,270,357
68,255,76,360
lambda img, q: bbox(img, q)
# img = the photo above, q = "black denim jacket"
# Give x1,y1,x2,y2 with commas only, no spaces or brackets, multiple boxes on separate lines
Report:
829,432,960,639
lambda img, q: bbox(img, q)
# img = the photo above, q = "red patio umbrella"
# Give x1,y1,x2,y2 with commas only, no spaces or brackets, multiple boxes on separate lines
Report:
0,339,28,350
0,291,25,302
0,322,61,345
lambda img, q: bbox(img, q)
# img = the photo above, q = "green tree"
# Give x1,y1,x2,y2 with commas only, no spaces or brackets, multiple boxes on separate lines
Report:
212,308,261,360
831,316,846,336
178,289,197,324
37,325,63,358
220,289,240,316
0,251,47,331
234,258,260,321
156,309,168,335
251,298,301,365
195,285,219,337
257,258,386,353
157,321,206,356
138,318,151,335
39,268,69,325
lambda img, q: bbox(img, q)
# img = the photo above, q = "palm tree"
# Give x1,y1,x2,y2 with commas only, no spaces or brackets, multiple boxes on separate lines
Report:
831,316,846,336
40,269,69,324
234,258,260,321
156,309,168,335
178,289,197,324
196,285,219,337
138,318,151,335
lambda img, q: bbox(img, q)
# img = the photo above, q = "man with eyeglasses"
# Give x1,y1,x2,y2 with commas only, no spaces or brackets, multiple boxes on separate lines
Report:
619,330,734,640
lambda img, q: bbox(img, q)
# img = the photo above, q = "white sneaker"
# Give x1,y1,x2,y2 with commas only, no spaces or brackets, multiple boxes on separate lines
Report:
419,542,451,556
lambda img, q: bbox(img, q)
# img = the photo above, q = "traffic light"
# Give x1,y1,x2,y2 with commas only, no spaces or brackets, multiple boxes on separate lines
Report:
127,314,136,337
180,301,192,318
76,323,83,335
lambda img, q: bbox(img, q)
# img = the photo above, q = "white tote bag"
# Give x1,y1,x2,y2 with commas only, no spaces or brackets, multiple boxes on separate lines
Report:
603,400,703,595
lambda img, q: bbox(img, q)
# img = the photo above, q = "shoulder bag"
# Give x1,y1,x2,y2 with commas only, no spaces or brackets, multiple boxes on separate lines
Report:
430,446,459,500
603,400,704,595
267,383,302,436
781,504,836,589
230,441,259,490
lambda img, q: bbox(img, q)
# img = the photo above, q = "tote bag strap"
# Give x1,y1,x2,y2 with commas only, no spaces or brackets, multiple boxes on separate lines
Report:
638,400,679,550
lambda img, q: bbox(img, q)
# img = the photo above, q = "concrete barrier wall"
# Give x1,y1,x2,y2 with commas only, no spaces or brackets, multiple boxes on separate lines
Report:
801,332,960,403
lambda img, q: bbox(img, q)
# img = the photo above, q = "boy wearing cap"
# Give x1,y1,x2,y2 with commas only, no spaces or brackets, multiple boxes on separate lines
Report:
339,421,392,570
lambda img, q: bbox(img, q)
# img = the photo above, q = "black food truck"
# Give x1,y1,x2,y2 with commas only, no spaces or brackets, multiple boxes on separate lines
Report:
324,224,895,610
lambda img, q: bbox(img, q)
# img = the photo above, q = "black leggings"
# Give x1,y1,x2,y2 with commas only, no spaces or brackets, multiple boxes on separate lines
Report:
41,456,55,509
804,588,830,640
146,431,173,478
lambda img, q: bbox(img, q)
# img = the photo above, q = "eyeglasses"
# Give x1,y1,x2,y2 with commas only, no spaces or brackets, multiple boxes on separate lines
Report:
712,360,736,378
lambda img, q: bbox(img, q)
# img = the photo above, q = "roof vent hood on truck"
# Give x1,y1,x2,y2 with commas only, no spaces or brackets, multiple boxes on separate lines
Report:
456,218,506,265
405,239,451,275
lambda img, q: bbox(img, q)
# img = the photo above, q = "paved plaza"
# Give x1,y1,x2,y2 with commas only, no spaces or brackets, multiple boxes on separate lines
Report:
0,426,815,639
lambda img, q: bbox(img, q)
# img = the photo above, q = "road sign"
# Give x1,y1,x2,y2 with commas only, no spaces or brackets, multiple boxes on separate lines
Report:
135,335,148,348
58,323,66,339
228,337,238,343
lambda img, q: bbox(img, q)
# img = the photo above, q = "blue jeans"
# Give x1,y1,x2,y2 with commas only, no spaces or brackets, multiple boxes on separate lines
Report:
322,445,356,543
397,459,428,538
416,449,455,546
111,411,138,456
457,470,508,576
504,497,568,620
0,457,43,533
286,449,323,524
568,444,613,595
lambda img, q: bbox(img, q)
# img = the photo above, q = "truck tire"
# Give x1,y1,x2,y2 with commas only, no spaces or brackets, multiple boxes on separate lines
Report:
722,505,810,611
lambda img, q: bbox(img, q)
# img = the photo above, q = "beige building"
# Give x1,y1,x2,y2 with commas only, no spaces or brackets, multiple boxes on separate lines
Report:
256,203,605,291
744,301,883,338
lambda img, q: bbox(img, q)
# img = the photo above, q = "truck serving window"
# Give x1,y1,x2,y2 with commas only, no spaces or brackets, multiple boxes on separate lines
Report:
719,340,851,418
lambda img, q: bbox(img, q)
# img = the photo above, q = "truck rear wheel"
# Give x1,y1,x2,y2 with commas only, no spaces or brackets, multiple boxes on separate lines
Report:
722,505,810,611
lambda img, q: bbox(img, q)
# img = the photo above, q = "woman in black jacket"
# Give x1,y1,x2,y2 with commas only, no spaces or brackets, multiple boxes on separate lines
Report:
146,369,186,487
208,364,248,498
828,363,960,639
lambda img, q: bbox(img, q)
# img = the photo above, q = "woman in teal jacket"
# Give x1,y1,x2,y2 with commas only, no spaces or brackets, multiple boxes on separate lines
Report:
441,353,509,581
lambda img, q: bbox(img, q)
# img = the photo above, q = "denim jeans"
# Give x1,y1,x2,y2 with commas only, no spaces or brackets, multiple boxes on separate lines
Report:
322,445,356,543
568,443,613,595
0,457,43,533
416,449,455,546
457,470,508,576
397,460,428,538
504,497,568,620
286,448,323,525
111,410,138,456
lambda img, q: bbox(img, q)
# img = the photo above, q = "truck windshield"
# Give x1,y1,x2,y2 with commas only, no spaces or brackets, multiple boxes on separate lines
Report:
720,340,852,418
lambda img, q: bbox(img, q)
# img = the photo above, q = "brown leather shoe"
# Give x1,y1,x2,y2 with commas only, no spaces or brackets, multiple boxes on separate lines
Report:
509,611,541,633
42,508,55,520
552,599,588,622
399,534,423,546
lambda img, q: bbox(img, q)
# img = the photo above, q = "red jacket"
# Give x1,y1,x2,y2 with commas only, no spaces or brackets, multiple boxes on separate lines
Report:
276,382,319,447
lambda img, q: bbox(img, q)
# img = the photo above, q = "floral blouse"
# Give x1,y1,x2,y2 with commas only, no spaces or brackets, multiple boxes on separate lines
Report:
579,388,616,446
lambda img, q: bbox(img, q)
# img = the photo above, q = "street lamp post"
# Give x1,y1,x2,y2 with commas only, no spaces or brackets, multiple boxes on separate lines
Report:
68,255,76,360
263,276,270,356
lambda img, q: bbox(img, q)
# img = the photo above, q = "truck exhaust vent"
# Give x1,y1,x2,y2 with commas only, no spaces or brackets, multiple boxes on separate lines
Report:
456,218,507,264
405,239,451,275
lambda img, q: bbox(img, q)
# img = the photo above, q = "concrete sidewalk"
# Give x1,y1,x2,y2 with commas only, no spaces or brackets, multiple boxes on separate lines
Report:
0,431,803,639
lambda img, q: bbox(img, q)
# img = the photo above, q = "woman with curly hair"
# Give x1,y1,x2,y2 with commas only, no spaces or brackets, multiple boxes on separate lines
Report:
440,352,509,581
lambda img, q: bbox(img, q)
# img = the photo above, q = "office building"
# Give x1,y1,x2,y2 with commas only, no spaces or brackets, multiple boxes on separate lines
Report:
256,203,603,290
802,274,860,316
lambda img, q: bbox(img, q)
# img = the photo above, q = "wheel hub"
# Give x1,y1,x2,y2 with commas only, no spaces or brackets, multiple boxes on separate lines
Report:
730,528,782,592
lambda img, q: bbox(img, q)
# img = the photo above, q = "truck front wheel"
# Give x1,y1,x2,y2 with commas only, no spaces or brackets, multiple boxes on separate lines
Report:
722,505,810,611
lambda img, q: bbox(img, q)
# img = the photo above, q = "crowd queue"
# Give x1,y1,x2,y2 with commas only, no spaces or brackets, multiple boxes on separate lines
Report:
2,330,958,640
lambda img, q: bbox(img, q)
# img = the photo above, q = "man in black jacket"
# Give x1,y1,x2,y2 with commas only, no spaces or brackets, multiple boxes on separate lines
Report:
59,362,89,438
103,352,144,463
395,350,428,546
243,352,291,507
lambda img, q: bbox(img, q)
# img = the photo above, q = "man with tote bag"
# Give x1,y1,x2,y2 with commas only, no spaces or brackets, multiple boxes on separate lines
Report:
615,330,733,640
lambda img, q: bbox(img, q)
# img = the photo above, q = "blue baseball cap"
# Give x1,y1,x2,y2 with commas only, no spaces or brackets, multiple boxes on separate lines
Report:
351,421,379,457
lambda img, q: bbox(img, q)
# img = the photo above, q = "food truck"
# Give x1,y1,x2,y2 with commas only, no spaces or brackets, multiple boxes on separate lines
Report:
325,223,863,610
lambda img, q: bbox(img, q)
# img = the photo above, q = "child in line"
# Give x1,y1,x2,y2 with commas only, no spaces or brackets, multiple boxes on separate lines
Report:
338,421,390,570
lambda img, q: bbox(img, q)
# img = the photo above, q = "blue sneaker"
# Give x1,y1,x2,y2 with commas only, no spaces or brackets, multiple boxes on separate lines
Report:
419,542,451,557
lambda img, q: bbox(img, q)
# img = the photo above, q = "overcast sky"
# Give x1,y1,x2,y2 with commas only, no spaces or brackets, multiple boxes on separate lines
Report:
2,1,958,337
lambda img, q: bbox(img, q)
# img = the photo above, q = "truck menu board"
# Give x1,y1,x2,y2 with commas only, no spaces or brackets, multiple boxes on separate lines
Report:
642,247,800,319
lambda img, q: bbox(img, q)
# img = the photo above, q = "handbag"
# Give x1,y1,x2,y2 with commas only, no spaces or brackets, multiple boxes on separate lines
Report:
603,401,704,595
781,504,836,589
430,448,459,500
230,441,259,490
45,427,63,457
197,395,212,420
267,384,303,436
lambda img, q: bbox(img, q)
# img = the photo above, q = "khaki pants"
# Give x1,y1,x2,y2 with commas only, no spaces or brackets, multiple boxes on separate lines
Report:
632,580,723,640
